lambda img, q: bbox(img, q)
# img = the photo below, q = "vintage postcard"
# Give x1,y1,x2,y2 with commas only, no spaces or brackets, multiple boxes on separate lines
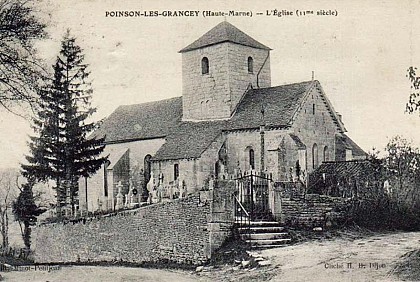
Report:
0,0,419,281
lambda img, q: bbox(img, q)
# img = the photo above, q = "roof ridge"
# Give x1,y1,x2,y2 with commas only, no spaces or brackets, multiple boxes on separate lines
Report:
119,96,182,108
253,80,314,92
179,21,271,53
286,80,317,125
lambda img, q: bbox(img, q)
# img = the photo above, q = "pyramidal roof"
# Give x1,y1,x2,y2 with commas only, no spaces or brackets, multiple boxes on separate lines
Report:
179,21,271,53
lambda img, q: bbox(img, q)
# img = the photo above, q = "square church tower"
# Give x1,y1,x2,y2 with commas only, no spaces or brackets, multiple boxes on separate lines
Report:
179,22,272,121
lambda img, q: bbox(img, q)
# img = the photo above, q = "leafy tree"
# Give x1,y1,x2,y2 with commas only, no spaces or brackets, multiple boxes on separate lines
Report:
12,179,45,250
0,0,47,112
383,136,420,205
406,66,420,114
22,31,107,216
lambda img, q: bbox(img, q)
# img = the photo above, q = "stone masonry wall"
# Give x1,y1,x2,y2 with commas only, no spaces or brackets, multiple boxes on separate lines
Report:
182,43,231,120
226,130,261,173
198,134,227,184
280,194,350,228
228,43,271,113
182,42,271,121
292,85,339,172
33,183,236,265
152,158,198,194
79,138,165,212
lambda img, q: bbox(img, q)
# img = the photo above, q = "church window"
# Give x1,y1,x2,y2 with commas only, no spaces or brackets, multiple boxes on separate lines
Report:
248,56,254,73
312,143,319,169
201,57,209,74
313,104,316,115
174,163,179,180
104,160,111,197
249,149,255,170
218,142,227,166
323,146,329,162
144,154,152,184
295,160,301,177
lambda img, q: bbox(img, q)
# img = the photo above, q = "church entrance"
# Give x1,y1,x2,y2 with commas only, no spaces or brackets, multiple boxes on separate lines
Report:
235,172,272,221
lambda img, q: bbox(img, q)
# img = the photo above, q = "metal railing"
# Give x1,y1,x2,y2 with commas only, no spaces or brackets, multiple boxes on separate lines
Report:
235,171,273,221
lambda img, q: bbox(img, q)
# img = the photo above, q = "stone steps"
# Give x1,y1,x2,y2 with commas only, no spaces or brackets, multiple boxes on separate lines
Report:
235,220,292,249
241,232,289,240
245,238,292,247
236,226,285,233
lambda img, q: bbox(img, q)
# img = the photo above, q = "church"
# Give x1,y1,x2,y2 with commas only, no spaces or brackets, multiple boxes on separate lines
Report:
78,21,366,212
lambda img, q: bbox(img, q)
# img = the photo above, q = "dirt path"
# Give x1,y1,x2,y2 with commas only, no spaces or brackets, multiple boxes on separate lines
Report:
259,231,420,282
1,265,201,282
2,231,419,282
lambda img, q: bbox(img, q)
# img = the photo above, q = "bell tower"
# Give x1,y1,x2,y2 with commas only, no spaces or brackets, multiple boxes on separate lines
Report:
179,22,272,121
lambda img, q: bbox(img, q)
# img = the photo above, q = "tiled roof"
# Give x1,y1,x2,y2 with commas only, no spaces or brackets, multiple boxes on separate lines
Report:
336,134,367,158
151,82,313,160
91,80,351,161
179,21,271,53
152,121,226,161
289,134,306,149
316,160,372,176
90,97,183,143
106,147,129,169
309,160,374,184
228,81,313,130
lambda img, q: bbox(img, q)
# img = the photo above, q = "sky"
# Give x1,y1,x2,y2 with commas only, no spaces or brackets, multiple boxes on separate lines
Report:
1,0,420,169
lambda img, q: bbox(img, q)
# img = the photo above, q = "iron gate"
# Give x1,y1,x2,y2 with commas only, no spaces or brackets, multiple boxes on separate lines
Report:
235,172,272,221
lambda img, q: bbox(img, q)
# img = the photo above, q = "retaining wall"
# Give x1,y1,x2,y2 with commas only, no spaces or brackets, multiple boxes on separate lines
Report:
33,181,236,265
281,194,350,228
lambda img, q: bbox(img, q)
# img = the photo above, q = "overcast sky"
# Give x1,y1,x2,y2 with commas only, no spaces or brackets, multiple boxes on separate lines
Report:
0,0,419,168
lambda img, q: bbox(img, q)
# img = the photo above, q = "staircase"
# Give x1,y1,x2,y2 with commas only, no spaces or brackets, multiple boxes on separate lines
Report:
235,219,292,248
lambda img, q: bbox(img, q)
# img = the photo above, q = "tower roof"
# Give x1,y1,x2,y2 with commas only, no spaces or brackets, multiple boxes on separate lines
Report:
179,21,271,53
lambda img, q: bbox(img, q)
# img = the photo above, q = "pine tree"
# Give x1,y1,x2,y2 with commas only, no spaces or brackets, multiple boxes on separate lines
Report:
22,30,107,216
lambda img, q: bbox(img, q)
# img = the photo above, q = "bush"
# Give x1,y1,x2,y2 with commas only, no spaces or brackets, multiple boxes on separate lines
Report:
349,194,420,231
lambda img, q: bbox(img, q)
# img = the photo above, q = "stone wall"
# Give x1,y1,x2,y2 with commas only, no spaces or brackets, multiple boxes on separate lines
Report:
280,193,350,228
226,129,307,182
182,43,231,120
198,134,227,184
226,130,261,173
33,182,236,265
152,158,198,194
291,84,340,172
227,43,271,113
182,42,271,121
79,138,165,212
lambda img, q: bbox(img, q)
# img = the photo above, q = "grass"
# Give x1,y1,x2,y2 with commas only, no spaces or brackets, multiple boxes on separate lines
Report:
287,224,380,244
209,237,252,266
392,249,420,281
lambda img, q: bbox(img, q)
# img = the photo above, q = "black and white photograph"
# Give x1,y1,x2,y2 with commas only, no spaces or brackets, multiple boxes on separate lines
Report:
1,0,420,281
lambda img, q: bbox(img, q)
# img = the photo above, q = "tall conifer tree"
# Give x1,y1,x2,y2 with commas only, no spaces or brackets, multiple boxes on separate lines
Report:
22,30,106,215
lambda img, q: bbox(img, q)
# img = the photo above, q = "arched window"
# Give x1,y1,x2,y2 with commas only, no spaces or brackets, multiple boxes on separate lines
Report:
201,57,209,74
104,160,111,197
174,163,179,181
248,56,254,73
249,149,255,170
312,144,318,169
323,146,329,162
295,160,301,177
144,154,152,184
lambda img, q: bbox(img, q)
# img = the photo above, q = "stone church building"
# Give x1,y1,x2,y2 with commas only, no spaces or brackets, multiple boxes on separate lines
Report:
78,21,366,212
